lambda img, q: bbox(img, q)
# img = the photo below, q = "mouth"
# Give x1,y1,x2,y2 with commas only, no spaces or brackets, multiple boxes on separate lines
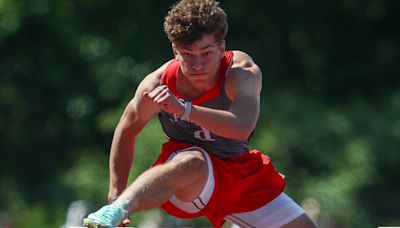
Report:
191,72,207,76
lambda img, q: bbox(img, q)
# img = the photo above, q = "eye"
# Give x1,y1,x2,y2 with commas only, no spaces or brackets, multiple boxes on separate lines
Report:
181,53,192,58
204,51,213,56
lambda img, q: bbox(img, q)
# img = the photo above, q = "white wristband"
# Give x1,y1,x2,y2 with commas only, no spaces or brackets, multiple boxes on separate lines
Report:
180,101,192,121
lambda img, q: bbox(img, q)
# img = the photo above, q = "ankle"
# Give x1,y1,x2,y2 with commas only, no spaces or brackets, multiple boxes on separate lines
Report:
114,198,138,213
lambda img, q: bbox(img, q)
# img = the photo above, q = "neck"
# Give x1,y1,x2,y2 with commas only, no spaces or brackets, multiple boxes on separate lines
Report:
176,68,220,101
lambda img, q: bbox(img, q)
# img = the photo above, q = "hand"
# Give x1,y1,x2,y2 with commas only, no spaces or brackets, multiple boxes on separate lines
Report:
119,216,131,227
144,85,185,116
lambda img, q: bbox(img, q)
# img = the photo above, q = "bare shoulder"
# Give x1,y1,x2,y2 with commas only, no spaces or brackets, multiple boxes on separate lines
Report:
231,50,261,74
225,51,262,99
128,60,171,116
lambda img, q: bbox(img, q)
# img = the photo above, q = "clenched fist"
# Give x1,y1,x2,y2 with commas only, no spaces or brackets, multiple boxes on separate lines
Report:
144,85,185,116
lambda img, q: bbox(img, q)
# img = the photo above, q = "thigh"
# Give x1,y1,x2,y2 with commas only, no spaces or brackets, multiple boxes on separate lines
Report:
167,147,214,205
225,193,305,228
157,144,218,217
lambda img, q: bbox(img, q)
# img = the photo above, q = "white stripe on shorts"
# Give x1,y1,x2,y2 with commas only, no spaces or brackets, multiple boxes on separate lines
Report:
167,147,215,214
225,193,305,228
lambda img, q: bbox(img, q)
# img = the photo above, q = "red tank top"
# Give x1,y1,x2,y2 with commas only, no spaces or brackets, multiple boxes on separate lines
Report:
158,51,250,158
160,51,234,105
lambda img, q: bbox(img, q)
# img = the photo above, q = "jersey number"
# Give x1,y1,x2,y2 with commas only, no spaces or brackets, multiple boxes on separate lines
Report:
194,127,215,141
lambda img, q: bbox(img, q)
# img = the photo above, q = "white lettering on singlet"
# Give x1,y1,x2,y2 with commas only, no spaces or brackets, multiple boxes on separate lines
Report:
194,127,215,141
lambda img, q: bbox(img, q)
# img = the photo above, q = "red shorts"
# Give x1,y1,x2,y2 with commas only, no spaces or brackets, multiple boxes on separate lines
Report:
152,140,286,227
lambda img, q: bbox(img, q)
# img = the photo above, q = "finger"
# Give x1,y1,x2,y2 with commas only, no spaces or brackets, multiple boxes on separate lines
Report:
155,93,171,105
122,217,131,227
123,218,131,225
118,217,131,227
152,87,170,102
147,85,167,99
144,91,157,100
147,87,162,99
153,90,170,103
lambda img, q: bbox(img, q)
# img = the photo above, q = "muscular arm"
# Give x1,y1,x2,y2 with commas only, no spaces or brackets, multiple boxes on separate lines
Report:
146,51,262,141
188,51,262,140
108,63,167,201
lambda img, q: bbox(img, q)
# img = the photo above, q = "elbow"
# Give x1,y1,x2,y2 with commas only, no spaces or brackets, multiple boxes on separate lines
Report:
233,129,252,141
115,119,141,138
234,115,257,140
231,122,254,141
114,105,142,136
113,120,138,142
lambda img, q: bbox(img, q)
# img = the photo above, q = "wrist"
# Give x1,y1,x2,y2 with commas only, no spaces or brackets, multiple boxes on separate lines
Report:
180,101,192,121
178,101,186,116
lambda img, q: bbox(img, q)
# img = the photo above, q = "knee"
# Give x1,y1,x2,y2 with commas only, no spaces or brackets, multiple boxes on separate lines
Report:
170,151,208,174
167,151,209,200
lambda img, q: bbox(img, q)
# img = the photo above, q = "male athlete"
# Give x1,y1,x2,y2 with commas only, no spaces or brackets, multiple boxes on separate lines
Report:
84,0,318,227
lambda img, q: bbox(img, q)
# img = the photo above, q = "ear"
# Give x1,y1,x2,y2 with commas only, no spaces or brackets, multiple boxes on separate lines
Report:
219,40,226,59
172,43,178,59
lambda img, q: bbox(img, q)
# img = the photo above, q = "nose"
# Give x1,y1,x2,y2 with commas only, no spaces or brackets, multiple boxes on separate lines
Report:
191,56,204,71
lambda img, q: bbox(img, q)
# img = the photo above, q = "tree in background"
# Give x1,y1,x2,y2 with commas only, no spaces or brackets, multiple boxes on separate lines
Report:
0,0,399,227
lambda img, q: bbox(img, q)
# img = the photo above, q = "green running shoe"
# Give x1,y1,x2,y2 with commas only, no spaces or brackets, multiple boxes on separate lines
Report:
83,202,128,228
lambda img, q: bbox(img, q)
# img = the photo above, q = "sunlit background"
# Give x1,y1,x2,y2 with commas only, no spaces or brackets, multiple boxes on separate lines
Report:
1,0,399,227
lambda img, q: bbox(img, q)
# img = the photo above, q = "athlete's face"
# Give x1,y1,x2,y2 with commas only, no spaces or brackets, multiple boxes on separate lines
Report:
172,34,226,88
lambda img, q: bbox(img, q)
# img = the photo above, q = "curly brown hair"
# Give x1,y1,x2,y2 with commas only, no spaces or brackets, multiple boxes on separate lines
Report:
163,0,228,45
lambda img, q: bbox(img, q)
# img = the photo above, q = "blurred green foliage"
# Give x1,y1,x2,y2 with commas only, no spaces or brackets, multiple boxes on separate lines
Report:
0,0,399,227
